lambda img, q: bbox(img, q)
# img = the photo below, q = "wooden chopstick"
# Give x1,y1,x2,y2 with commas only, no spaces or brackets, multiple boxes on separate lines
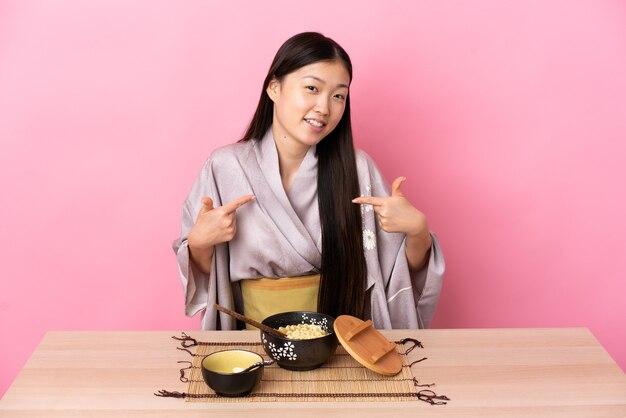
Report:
213,304,288,338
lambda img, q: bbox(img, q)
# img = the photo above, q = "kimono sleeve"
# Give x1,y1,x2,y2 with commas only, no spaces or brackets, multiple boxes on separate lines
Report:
357,150,445,329
171,159,236,329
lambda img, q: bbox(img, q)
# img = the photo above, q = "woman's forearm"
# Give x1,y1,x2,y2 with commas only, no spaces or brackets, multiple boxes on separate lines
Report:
188,242,214,275
405,229,432,272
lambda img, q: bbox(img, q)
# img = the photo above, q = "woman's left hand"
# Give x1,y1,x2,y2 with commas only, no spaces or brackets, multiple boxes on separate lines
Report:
353,177,432,271
352,177,428,238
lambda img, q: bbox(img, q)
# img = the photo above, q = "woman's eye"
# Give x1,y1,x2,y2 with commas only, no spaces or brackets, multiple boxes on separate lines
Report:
306,86,317,92
334,94,345,100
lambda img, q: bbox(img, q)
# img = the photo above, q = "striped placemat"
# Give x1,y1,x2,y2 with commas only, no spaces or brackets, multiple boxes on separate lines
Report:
155,333,449,404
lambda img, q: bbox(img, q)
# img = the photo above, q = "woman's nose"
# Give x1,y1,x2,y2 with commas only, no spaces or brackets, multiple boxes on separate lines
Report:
314,97,330,115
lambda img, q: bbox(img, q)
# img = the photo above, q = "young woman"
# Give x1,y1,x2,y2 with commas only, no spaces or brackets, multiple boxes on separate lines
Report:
173,32,444,330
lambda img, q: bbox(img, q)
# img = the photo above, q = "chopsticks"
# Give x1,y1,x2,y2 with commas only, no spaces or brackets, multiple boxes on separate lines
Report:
213,304,288,338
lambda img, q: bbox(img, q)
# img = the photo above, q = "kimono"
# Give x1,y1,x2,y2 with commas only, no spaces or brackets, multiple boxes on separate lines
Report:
172,128,445,330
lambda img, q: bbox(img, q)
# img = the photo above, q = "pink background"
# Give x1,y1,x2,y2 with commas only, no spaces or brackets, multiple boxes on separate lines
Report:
1,0,625,397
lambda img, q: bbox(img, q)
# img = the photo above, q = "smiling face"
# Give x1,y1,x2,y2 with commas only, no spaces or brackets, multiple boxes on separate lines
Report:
266,60,350,153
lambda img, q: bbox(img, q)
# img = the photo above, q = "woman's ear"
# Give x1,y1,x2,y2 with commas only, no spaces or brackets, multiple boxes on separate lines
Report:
266,78,280,103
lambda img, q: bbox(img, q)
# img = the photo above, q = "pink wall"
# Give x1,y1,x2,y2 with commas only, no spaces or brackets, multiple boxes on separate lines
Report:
1,0,625,397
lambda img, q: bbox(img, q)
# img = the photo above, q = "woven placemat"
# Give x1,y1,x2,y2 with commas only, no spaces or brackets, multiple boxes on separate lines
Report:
156,333,449,404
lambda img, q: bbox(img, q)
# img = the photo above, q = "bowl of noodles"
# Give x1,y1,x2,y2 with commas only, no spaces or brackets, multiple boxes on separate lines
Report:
260,311,338,371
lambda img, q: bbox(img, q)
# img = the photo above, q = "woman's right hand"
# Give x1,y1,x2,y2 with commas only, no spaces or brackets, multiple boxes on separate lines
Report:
188,195,255,251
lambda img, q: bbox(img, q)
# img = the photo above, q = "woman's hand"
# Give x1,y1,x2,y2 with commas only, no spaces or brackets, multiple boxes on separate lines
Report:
187,195,255,273
352,177,431,271
352,177,427,236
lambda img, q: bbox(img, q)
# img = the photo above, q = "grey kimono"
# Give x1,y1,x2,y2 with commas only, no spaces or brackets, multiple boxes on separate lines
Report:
173,128,444,330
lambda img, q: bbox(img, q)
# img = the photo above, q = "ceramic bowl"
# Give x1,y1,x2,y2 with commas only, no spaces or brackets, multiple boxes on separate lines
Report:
260,311,338,371
201,349,266,397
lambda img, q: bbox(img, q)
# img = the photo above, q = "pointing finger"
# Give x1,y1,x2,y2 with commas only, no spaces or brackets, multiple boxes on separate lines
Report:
222,195,255,213
391,176,406,197
352,196,386,206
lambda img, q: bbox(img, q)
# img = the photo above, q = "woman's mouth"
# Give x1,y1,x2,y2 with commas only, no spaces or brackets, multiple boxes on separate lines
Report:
305,118,326,131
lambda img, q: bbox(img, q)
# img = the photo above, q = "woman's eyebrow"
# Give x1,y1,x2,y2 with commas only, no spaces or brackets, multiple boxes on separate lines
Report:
301,75,349,89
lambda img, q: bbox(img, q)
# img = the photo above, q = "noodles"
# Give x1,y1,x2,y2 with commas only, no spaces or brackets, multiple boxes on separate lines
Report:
278,324,329,340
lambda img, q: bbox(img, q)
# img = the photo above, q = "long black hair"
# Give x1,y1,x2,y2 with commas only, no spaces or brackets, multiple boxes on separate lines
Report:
240,32,367,319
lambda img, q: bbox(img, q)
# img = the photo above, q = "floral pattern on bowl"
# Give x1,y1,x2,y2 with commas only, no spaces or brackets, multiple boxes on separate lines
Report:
262,337,298,361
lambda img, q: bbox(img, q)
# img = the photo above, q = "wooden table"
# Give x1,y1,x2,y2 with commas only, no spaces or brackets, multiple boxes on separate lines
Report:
0,329,624,417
